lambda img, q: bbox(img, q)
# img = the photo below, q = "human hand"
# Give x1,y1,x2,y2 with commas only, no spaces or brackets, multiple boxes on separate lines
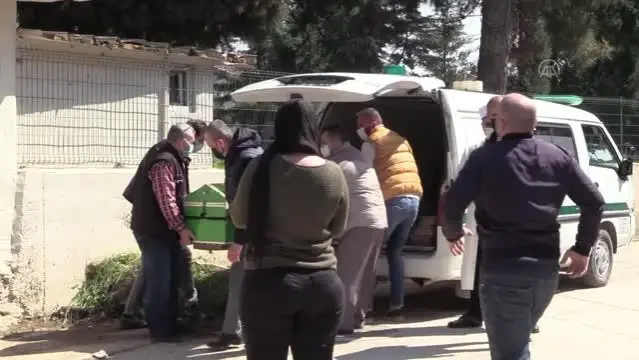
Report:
227,243,243,263
448,227,473,256
179,228,195,246
563,249,589,278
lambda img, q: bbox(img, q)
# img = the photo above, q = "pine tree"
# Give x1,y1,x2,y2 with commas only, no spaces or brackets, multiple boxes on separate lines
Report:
410,1,477,84
508,0,552,93
257,0,427,73
509,0,614,94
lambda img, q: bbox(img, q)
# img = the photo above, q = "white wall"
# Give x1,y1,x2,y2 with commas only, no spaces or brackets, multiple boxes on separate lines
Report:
0,2,18,275
11,168,225,314
16,47,216,167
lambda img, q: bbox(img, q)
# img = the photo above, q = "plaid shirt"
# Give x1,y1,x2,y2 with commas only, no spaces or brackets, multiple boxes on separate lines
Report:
149,161,186,232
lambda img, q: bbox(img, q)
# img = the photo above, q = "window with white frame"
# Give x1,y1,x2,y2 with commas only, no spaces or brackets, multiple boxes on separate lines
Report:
534,123,578,160
169,70,189,106
582,124,620,169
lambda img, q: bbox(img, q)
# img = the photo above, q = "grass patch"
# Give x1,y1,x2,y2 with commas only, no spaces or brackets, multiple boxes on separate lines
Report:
69,252,229,322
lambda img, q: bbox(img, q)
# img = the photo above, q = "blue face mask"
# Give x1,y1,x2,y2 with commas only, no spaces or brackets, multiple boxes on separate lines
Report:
181,142,194,157
192,140,204,153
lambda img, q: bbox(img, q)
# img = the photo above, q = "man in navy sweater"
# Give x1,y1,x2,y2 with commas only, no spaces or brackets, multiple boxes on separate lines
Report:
443,93,604,360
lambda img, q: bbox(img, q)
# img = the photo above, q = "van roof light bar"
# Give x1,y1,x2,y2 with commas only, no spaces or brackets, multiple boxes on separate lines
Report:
533,94,583,106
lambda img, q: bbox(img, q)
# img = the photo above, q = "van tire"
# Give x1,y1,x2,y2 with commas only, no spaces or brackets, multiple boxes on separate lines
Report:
581,229,613,288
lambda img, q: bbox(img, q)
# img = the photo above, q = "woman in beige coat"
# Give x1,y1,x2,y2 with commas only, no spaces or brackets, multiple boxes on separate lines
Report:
320,124,388,335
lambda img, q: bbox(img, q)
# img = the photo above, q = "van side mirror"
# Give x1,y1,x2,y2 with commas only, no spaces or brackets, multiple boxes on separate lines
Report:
617,158,633,180
623,143,636,159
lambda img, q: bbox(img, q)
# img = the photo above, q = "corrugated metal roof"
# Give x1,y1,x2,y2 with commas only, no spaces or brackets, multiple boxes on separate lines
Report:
17,28,257,69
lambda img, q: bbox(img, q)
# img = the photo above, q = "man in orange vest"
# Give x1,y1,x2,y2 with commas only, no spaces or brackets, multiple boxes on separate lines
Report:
356,108,423,318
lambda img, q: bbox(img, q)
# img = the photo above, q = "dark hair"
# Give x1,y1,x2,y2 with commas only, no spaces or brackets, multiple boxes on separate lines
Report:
245,100,320,261
187,119,207,138
321,124,348,142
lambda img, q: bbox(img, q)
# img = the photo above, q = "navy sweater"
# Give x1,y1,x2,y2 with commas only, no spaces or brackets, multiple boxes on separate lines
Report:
443,133,604,271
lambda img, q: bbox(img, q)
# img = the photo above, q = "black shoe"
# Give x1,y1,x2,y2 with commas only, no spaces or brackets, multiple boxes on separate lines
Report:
386,308,405,321
120,314,146,330
335,329,356,343
206,333,243,350
354,320,365,330
532,325,540,334
447,314,482,329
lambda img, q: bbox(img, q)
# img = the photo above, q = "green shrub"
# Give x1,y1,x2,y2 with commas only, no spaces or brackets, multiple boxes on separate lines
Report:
71,252,229,319
72,253,140,317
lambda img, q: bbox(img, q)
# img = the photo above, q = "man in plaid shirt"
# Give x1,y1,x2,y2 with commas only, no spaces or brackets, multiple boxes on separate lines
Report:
120,120,207,331
124,123,201,342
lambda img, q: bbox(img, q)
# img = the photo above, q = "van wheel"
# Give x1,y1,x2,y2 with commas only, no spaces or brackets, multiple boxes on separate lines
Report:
581,230,613,288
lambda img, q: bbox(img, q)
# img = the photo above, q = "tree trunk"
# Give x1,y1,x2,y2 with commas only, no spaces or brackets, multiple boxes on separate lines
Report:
477,0,514,93
511,0,551,94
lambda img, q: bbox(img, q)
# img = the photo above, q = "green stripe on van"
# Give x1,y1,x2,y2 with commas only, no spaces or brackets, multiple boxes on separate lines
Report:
460,202,629,224
559,202,629,216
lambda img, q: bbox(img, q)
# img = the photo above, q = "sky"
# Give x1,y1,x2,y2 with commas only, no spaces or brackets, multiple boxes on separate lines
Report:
460,9,482,62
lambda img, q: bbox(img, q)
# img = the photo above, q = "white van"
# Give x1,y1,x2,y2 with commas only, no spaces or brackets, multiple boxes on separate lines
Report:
230,72,636,290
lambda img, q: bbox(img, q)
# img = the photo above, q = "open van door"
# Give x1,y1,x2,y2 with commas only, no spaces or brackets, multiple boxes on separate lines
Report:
230,72,445,103
437,89,488,292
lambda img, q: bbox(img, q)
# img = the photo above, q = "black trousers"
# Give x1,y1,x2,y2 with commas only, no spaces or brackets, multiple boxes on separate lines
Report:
467,245,482,320
241,267,345,360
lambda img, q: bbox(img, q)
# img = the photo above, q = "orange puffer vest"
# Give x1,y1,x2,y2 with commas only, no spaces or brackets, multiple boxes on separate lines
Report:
368,126,423,201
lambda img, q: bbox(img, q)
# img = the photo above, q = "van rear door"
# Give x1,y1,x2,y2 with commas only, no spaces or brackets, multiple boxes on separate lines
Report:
230,73,445,103
437,89,496,291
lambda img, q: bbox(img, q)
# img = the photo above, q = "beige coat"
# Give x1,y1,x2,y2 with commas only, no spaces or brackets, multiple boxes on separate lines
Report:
329,143,387,231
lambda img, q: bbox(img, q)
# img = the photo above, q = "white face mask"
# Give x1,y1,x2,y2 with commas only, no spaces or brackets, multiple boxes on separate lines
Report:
483,127,494,138
320,145,331,157
357,128,368,141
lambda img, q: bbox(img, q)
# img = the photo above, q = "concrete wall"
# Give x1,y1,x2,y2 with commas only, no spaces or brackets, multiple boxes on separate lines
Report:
11,168,224,314
0,2,18,275
634,164,639,223
4,163,639,315
15,46,216,167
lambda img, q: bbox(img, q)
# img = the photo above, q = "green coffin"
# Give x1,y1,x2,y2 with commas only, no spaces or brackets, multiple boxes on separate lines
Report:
184,184,235,250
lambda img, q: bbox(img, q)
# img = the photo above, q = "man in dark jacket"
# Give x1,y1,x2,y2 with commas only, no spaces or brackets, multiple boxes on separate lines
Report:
204,119,264,349
443,93,604,360
123,123,200,342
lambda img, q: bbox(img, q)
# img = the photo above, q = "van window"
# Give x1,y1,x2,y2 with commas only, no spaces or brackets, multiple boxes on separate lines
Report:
582,124,620,169
534,123,578,159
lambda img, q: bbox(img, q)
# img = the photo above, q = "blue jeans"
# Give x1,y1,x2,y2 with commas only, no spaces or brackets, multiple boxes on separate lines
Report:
384,196,419,309
123,244,198,316
480,270,558,360
135,232,185,339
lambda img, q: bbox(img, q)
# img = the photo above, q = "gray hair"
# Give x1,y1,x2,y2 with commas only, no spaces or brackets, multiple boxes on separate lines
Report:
206,119,234,140
356,107,382,121
167,123,194,142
